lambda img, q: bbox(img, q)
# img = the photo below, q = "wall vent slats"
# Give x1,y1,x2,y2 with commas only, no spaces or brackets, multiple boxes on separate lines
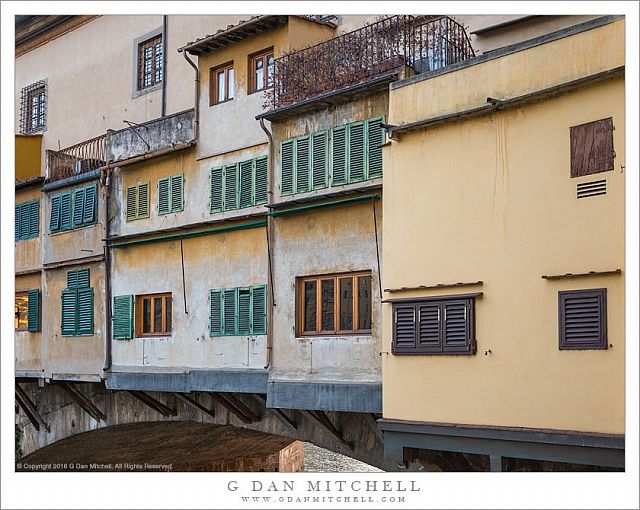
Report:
577,179,606,198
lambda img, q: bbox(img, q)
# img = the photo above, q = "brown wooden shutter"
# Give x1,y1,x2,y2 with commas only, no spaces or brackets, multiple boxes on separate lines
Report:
417,302,441,352
392,303,416,352
559,288,607,350
570,118,615,178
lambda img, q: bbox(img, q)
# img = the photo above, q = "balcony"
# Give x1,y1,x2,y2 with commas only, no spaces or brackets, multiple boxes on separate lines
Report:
267,15,475,110
46,134,106,183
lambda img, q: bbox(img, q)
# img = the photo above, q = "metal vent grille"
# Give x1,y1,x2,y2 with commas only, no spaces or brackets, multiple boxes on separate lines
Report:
577,179,606,199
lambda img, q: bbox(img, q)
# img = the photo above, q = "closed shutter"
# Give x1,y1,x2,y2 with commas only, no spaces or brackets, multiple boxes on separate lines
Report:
237,288,251,334
393,304,416,352
137,182,149,218
311,131,328,189
15,205,20,240
348,122,366,182
210,290,222,336
27,288,41,332
77,288,94,335
170,174,183,212
254,156,268,204
67,268,90,289
559,289,607,350
210,167,224,212
29,200,39,238
158,177,170,214
367,117,384,179
61,289,78,336
239,160,254,208
223,288,237,335
295,136,310,193
50,195,61,231
83,184,97,224
112,295,134,339
281,140,294,195
331,126,347,185
252,285,267,334
73,188,85,226
224,164,238,211
60,192,73,230
417,302,441,351
126,185,138,220
19,203,29,239
443,300,471,352
570,118,615,178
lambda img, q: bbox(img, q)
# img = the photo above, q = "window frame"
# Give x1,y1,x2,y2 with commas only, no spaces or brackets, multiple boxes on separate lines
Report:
210,61,235,106
137,34,164,92
296,271,373,337
249,48,274,94
15,292,29,331
20,81,47,134
135,292,172,337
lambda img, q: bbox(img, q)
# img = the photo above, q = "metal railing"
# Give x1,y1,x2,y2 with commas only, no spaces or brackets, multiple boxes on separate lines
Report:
267,15,475,109
47,134,107,182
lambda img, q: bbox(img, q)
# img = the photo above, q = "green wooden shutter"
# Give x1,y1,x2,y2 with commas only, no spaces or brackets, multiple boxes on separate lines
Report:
15,205,20,241
138,182,150,218
237,288,251,334
224,164,238,211
251,285,267,334
67,270,78,288
27,288,41,332
19,203,29,239
239,160,254,209
348,122,366,182
61,289,78,336
254,156,268,205
50,195,61,232
311,132,328,189
158,177,170,214
210,167,224,212
331,126,347,185
126,185,138,220
281,140,294,195
112,295,133,339
170,174,183,212
28,200,39,238
223,288,237,335
67,268,90,288
77,288,94,335
73,187,85,226
295,136,310,193
210,289,222,336
366,116,384,179
83,184,97,224
60,192,72,230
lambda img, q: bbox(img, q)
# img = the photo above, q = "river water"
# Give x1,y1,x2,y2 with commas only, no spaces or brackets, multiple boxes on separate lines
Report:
302,442,383,472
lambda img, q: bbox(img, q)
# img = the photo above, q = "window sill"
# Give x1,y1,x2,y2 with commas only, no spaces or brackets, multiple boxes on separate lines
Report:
296,333,374,340
61,334,95,338
211,98,234,107
391,349,476,356
132,81,162,99
49,222,98,236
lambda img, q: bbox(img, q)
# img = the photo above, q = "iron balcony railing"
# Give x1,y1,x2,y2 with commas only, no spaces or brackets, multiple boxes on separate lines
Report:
47,134,107,182
267,15,475,109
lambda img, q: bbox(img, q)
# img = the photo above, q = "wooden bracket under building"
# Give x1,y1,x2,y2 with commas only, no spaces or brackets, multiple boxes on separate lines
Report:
15,384,50,432
253,393,298,430
58,382,107,422
128,390,177,417
173,392,216,420
209,393,260,424
300,410,353,450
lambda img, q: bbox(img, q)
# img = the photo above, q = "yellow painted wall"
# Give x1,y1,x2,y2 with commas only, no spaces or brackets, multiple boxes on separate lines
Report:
382,22,624,434
15,186,42,274
15,272,43,373
15,135,42,181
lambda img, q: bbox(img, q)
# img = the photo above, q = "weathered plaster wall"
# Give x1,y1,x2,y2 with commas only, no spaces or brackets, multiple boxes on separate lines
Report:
15,273,43,374
15,186,42,274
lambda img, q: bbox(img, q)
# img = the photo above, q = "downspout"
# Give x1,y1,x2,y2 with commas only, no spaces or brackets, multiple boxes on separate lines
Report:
102,166,113,372
259,117,275,370
161,15,168,117
181,49,200,141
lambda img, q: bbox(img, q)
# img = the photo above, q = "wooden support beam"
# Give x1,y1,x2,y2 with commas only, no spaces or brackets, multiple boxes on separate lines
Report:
301,410,352,450
368,413,383,441
209,393,252,424
219,392,261,422
173,393,216,420
128,390,177,417
253,394,297,430
58,382,106,422
15,384,50,432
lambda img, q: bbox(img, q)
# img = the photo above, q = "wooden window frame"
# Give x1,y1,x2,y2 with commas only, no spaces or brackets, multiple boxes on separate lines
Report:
137,34,163,91
558,288,607,350
296,271,372,337
249,48,274,94
135,292,172,337
210,62,234,106
15,292,29,331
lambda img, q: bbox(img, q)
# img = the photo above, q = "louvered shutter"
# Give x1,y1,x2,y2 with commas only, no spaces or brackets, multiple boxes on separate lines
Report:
311,132,328,189
559,289,607,350
77,288,94,335
443,300,471,352
50,195,61,231
61,289,78,336
112,295,134,339
281,140,294,195
158,177,170,214
170,174,183,212
67,270,78,288
27,289,41,332
237,288,251,334
367,117,384,179
83,184,97,223
210,167,224,212
67,268,90,288
210,290,222,336
254,157,268,204
295,136,310,193
331,126,347,185
20,203,29,239
126,185,138,220
60,192,72,230
224,164,238,211
73,188,85,226
239,160,254,208
28,200,39,238
417,302,441,351
138,182,149,218
393,304,416,352
252,285,267,334
15,205,20,240
223,288,237,335
348,122,366,182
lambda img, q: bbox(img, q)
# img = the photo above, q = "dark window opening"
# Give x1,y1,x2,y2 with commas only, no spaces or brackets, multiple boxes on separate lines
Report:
137,34,163,91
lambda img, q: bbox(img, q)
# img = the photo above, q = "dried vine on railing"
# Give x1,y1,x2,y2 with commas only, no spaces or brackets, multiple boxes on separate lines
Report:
47,134,107,182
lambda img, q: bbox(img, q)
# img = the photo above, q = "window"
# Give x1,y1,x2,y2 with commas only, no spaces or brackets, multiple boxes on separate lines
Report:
570,118,615,178
210,156,268,212
297,272,372,336
15,200,39,241
61,269,93,336
210,62,234,105
50,183,97,232
249,49,274,94
280,117,385,195
558,289,607,350
158,174,183,215
126,182,150,221
15,293,28,331
135,293,172,336
210,285,267,336
20,81,47,134
137,34,163,91
391,295,477,355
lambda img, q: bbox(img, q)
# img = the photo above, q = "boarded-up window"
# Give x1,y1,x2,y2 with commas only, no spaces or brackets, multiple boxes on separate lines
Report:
558,289,607,350
570,118,615,178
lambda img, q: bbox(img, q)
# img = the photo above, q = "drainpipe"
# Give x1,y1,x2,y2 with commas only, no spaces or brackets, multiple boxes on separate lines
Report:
259,117,275,370
181,50,200,141
102,166,113,372
161,15,168,117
